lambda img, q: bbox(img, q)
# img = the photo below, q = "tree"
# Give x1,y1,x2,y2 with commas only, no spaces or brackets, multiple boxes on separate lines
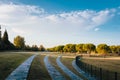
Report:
2,30,9,44
63,44,76,53
97,44,110,54
116,45,120,55
31,45,39,51
25,45,31,51
1,30,15,50
76,44,84,53
110,45,117,54
83,43,96,54
14,36,25,49
39,45,46,51
55,45,64,52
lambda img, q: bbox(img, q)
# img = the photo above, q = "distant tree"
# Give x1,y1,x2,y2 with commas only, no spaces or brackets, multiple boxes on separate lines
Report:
31,45,39,51
14,36,25,49
1,30,15,50
47,48,54,52
83,43,96,54
63,44,76,53
2,30,9,44
39,45,45,51
25,45,31,51
55,45,64,52
97,44,110,54
110,45,117,54
76,44,84,53
116,45,120,55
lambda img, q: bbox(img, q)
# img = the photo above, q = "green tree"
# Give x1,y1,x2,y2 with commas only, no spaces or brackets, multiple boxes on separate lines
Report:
116,45,120,55
63,44,76,53
83,43,96,54
14,36,25,49
110,45,117,54
39,45,46,51
31,45,39,51
2,30,9,44
76,44,84,53
25,45,31,50
55,45,64,52
97,44,110,54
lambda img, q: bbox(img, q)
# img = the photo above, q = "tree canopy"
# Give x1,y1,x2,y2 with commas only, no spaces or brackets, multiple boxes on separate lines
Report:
14,36,25,49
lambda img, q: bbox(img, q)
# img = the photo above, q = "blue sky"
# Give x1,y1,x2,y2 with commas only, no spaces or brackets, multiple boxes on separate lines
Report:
0,0,120,48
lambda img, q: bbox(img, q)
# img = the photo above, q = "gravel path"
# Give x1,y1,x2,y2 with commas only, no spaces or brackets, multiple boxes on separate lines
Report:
56,56,83,80
44,56,66,80
6,55,37,80
72,60,96,80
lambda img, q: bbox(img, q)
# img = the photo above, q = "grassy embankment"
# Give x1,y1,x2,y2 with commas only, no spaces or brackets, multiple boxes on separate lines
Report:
0,52,33,80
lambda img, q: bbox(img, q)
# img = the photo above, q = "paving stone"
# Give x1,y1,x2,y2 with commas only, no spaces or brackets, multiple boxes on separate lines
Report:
44,56,66,80
56,56,82,80
6,55,37,80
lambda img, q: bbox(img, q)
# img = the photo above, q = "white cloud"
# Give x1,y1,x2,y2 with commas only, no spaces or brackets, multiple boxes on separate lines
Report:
0,3,116,34
94,28,100,31
0,3,118,47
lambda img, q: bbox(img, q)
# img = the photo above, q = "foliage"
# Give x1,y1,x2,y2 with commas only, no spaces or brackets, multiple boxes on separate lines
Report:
39,45,46,51
63,44,76,53
97,44,110,54
76,44,84,53
55,45,64,52
2,30,9,44
31,45,39,51
14,35,25,49
0,30,15,50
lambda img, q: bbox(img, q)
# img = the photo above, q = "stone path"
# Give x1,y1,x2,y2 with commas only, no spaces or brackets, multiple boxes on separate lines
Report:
56,56,83,80
6,55,37,80
72,60,96,80
44,56,66,80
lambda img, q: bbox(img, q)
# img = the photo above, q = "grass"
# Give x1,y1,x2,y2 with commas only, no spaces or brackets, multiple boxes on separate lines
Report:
0,52,33,80
27,54,51,80
81,58,120,73
60,57,88,80
48,55,71,80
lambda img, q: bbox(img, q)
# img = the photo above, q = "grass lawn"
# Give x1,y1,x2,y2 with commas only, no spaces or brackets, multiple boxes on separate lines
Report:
0,52,33,80
81,57,120,73
27,54,51,80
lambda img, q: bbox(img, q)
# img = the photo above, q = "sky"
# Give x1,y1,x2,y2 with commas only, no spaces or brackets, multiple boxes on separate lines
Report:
0,0,120,48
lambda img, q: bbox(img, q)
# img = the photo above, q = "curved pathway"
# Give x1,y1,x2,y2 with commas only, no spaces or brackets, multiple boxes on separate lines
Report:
56,56,82,80
44,56,65,80
72,60,96,80
6,55,37,80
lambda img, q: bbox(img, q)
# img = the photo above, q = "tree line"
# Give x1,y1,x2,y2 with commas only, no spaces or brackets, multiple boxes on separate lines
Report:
0,30,15,50
47,44,120,55
0,30,45,51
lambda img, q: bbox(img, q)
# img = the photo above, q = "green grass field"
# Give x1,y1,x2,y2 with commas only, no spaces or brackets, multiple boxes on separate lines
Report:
0,52,33,80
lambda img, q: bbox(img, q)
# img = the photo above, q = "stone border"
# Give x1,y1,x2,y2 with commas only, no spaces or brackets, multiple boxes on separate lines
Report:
44,56,65,80
6,55,37,80
56,56,82,80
